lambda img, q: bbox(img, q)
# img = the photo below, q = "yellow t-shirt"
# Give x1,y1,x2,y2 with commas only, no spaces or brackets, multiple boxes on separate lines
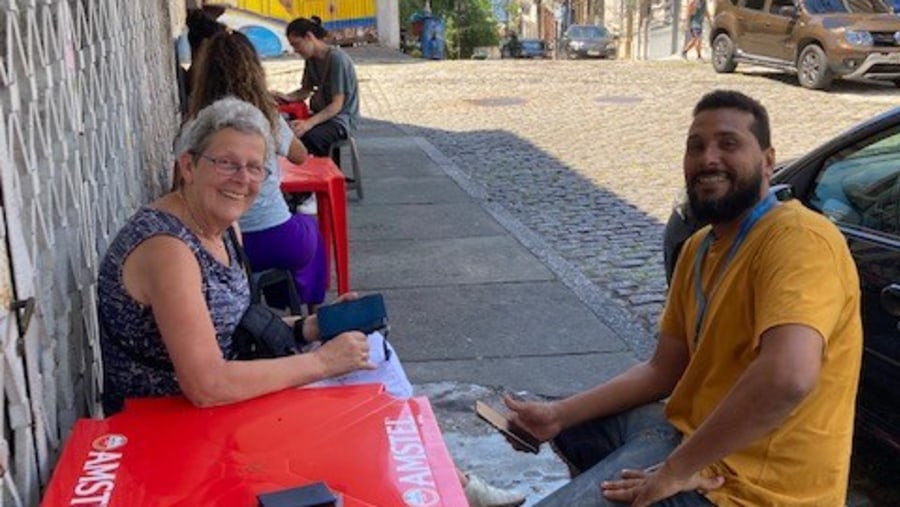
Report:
661,200,862,506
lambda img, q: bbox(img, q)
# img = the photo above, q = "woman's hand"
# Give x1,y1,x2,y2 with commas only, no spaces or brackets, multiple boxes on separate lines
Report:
334,291,360,303
312,331,376,378
298,292,361,343
504,395,565,444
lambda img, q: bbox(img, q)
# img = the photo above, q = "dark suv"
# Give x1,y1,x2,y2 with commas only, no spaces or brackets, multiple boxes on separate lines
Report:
664,108,900,451
710,0,900,89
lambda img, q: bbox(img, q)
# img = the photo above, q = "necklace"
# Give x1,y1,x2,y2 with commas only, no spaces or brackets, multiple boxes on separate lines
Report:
177,191,225,252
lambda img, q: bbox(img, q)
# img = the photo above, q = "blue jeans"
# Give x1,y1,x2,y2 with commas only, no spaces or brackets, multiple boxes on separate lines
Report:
535,403,714,507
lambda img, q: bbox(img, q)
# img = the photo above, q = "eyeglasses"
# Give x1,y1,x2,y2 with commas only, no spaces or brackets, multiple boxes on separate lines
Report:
199,154,269,182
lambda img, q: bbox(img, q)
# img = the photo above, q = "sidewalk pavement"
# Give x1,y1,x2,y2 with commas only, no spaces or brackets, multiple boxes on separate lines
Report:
342,117,643,504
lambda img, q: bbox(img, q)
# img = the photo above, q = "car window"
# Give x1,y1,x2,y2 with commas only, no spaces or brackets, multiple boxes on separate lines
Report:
744,0,766,10
809,126,900,235
769,0,795,13
566,25,608,39
805,0,892,14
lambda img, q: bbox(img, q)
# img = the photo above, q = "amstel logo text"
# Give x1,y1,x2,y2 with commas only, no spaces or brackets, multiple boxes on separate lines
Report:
69,434,127,505
385,414,440,506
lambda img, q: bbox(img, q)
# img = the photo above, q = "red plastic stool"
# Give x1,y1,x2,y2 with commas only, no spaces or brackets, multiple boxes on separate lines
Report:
279,157,350,294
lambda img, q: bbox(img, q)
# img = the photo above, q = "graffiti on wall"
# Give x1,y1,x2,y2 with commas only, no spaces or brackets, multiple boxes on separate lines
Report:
234,0,378,45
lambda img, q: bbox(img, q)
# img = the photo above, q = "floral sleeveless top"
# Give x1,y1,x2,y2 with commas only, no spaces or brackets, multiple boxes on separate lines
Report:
97,207,249,414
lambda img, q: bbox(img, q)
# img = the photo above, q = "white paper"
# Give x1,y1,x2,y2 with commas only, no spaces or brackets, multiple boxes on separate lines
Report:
305,332,414,398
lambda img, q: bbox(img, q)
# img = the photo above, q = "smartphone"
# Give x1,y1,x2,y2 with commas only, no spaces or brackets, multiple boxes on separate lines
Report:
475,400,540,454
316,294,388,342
258,481,340,507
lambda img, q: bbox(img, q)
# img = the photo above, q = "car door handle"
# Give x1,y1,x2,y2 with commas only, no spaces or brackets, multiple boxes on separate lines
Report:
881,284,900,317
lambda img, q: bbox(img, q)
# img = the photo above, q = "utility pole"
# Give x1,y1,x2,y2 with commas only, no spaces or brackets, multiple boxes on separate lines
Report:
624,0,634,59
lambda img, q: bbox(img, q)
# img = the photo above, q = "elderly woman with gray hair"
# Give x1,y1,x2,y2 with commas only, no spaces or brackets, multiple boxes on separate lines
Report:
97,97,373,415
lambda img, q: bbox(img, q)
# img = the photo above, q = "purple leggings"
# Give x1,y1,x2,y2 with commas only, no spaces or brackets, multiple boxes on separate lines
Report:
241,214,327,305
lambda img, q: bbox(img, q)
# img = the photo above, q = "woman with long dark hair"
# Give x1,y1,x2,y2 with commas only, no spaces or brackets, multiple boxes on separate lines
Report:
277,17,359,157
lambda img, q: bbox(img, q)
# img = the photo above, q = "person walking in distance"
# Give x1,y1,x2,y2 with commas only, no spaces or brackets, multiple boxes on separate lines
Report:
681,0,711,60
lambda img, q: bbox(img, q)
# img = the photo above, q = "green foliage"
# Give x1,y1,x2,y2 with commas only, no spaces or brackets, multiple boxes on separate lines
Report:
505,0,522,29
399,0,420,24
398,0,499,59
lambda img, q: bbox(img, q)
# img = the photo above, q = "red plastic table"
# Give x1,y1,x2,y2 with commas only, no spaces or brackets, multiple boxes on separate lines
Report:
280,157,350,294
41,385,467,506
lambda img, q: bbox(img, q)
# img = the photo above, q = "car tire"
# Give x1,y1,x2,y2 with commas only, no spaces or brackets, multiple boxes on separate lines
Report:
797,44,833,90
711,33,737,73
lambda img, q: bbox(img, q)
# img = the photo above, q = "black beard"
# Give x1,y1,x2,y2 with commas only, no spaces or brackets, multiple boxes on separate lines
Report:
688,170,763,224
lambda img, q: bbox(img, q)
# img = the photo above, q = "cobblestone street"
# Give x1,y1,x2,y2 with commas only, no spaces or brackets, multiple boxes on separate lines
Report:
274,55,898,354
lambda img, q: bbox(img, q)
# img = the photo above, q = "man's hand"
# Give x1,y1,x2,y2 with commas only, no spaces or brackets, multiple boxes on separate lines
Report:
290,118,313,138
600,462,723,507
503,395,564,444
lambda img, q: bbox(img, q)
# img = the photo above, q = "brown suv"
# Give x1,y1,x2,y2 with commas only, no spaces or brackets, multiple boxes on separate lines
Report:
710,0,900,89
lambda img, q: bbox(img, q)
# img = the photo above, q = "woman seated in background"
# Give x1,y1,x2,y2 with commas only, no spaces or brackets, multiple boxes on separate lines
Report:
179,8,226,112
276,17,359,158
187,30,327,310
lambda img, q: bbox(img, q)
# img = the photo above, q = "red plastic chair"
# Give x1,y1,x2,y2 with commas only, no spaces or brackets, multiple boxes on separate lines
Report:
280,157,350,295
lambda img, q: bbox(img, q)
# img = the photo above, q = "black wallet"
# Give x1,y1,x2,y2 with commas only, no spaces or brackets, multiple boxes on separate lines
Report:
316,293,388,342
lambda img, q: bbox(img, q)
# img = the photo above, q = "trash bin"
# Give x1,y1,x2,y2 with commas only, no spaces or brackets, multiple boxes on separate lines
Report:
420,16,445,60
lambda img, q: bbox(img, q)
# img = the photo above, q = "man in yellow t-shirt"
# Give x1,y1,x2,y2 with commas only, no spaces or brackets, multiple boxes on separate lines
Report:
507,90,862,506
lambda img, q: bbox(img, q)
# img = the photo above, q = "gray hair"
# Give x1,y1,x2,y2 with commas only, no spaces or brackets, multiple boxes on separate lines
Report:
174,96,274,159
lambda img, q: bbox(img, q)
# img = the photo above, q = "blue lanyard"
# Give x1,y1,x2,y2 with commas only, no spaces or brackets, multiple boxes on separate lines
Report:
691,189,782,345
